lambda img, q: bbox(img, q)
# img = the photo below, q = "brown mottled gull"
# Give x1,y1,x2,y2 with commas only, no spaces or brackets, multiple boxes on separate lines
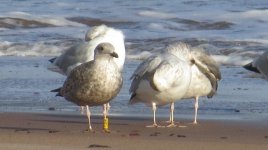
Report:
52,43,123,132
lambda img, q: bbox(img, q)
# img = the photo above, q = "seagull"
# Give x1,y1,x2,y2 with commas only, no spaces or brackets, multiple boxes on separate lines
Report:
51,43,123,132
48,24,125,114
48,24,125,75
181,45,221,124
129,42,194,127
243,51,268,78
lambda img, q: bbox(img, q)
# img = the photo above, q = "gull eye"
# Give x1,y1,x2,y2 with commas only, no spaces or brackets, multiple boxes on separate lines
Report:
99,46,104,51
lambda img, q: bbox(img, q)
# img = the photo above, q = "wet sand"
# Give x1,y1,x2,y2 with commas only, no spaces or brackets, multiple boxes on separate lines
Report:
0,112,267,150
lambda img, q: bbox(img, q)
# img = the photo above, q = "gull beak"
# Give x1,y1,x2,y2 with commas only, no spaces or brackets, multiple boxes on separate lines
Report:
110,52,118,58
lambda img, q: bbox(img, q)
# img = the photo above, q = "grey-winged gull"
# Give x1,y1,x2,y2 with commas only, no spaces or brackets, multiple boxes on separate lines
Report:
48,24,125,114
243,51,268,79
181,43,221,124
52,43,123,132
48,24,125,75
129,42,194,127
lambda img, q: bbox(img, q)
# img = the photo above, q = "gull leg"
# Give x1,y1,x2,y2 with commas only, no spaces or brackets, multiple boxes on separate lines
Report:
80,106,85,115
146,102,164,128
193,97,199,124
106,103,111,117
166,102,177,127
103,104,110,133
85,105,93,132
103,104,108,119
165,103,172,123
107,103,111,112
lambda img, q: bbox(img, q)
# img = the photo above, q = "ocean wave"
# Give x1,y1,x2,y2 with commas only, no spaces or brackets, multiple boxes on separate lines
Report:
138,10,176,19
219,9,268,23
212,55,253,66
126,51,152,60
66,17,136,27
236,9,268,21
170,18,235,30
0,37,265,67
0,17,56,29
0,12,85,29
0,41,75,57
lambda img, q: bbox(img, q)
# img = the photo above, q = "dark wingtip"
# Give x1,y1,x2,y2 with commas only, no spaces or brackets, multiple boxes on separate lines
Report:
128,93,136,105
243,62,260,73
56,93,62,97
49,57,57,63
51,87,62,97
50,87,61,92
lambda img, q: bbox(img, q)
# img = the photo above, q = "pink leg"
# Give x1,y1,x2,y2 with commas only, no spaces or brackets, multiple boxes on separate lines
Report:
167,102,176,127
193,97,199,124
146,102,164,128
85,105,93,131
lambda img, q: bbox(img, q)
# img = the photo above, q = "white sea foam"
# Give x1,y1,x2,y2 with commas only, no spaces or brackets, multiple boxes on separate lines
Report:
7,11,32,17
221,9,268,22
0,41,65,56
126,51,152,60
138,10,176,19
37,16,84,27
212,55,253,66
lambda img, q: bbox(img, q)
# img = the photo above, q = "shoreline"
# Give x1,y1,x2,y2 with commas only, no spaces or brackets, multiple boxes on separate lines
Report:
0,112,267,150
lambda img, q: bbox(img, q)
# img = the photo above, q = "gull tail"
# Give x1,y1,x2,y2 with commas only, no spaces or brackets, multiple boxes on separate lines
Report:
49,57,57,63
51,87,63,97
243,62,260,73
129,93,138,105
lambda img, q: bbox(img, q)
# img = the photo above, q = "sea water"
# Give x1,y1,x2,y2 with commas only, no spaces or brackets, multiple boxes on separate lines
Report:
0,0,268,121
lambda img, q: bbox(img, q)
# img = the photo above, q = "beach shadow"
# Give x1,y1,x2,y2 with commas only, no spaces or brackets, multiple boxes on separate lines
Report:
129,130,140,136
220,136,228,139
88,144,111,149
0,126,58,134
150,132,161,136
177,134,186,138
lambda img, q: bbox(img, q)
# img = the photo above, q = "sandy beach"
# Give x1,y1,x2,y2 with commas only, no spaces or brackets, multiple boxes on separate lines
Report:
0,112,267,150
1,0,268,150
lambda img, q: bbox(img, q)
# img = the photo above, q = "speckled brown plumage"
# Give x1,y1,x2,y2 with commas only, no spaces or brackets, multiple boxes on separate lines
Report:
58,43,123,107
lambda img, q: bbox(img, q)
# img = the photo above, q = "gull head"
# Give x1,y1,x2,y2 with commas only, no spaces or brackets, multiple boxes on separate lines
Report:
85,24,108,41
95,43,118,58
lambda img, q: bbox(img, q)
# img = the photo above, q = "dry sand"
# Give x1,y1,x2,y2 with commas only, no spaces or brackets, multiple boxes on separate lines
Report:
0,112,267,150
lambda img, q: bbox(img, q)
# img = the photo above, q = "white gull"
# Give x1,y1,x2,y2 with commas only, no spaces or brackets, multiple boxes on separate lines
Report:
48,24,125,75
181,44,221,124
129,42,193,127
243,51,268,79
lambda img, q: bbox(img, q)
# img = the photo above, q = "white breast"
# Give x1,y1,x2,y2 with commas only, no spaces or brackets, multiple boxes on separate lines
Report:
183,65,212,99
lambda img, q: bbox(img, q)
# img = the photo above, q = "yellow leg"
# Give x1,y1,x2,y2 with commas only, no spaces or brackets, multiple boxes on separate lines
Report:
103,104,110,133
